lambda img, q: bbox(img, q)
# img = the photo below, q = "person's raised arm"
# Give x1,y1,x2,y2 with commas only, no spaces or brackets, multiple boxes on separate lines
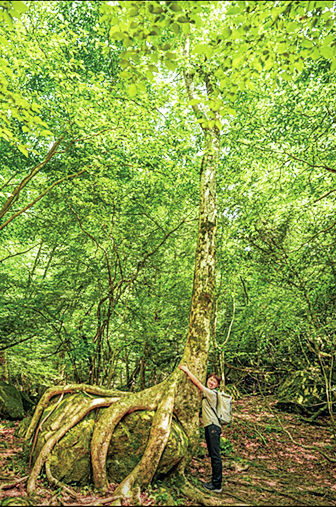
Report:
178,364,205,392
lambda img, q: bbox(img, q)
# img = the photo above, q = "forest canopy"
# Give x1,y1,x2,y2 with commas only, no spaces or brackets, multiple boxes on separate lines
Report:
1,0,335,401
0,0,335,504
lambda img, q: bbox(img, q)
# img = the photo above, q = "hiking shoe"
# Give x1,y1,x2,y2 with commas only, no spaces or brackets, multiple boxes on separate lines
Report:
202,481,222,493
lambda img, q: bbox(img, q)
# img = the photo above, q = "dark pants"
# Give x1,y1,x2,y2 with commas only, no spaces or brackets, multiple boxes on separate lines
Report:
204,424,222,488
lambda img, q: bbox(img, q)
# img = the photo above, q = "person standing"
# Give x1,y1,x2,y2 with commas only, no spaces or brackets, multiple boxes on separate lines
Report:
179,364,222,493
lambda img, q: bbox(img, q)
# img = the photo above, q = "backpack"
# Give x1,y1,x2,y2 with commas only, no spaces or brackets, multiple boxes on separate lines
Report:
206,391,233,425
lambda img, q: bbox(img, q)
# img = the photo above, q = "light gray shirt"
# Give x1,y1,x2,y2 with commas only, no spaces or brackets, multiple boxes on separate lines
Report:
202,387,220,428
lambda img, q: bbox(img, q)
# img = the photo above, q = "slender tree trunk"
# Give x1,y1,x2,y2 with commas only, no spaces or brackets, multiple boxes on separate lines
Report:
140,341,149,391
175,126,220,439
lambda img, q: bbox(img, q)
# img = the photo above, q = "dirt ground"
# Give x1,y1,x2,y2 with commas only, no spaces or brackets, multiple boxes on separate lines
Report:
1,395,335,506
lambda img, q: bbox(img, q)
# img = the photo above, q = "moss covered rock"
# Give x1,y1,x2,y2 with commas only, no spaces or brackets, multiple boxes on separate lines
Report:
0,381,24,420
106,409,188,483
32,393,188,485
14,416,32,439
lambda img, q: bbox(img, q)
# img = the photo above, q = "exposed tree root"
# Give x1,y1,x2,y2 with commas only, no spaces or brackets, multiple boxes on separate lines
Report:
25,374,206,504
25,376,191,504
91,382,165,493
45,459,78,499
27,396,116,495
91,496,123,506
177,473,248,506
25,384,125,446
29,393,64,468
226,478,316,505
113,382,176,504
0,476,28,491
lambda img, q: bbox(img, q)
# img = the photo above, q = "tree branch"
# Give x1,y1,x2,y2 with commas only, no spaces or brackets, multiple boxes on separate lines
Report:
0,136,64,221
0,168,86,232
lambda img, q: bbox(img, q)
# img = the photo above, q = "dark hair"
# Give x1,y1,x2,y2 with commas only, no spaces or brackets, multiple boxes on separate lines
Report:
207,372,221,386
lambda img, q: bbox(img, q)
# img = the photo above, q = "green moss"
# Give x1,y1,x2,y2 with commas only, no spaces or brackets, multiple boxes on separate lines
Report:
106,410,188,482
31,393,188,485
277,371,324,406
0,498,33,506
14,416,32,438
0,381,24,420
49,416,96,483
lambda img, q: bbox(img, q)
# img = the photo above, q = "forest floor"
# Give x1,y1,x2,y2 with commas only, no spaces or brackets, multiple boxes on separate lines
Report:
0,395,335,506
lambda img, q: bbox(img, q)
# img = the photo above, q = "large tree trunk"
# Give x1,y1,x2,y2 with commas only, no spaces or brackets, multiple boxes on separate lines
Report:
24,128,220,504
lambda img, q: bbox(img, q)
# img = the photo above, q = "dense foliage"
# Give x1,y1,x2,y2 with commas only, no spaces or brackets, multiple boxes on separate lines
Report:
0,0,335,422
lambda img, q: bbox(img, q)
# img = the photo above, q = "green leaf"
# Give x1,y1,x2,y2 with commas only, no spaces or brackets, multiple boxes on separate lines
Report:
220,79,227,89
286,22,297,33
145,70,154,81
166,52,177,60
227,107,236,117
40,130,54,136
320,46,333,59
310,48,320,61
170,2,182,12
226,6,241,15
18,144,28,157
253,60,262,72
302,38,313,48
188,98,201,106
281,72,291,81
152,5,163,14
181,23,190,34
12,1,28,12
331,59,336,72
128,84,137,96
172,23,180,34
190,14,202,27
119,70,131,79
222,28,232,39
3,10,13,26
295,59,304,71
111,31,126,41
277,43,287,54
232,57,242,69
0,35,8,45
99,14,110,23
215,119,222,130
177,15,188,23
165,59,176,71
192,44,209,55
137,82,147,93
205,47,213,59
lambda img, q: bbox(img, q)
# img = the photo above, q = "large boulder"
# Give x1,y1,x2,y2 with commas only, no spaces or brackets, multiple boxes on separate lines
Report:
31,393,188,485
0,381,24,420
